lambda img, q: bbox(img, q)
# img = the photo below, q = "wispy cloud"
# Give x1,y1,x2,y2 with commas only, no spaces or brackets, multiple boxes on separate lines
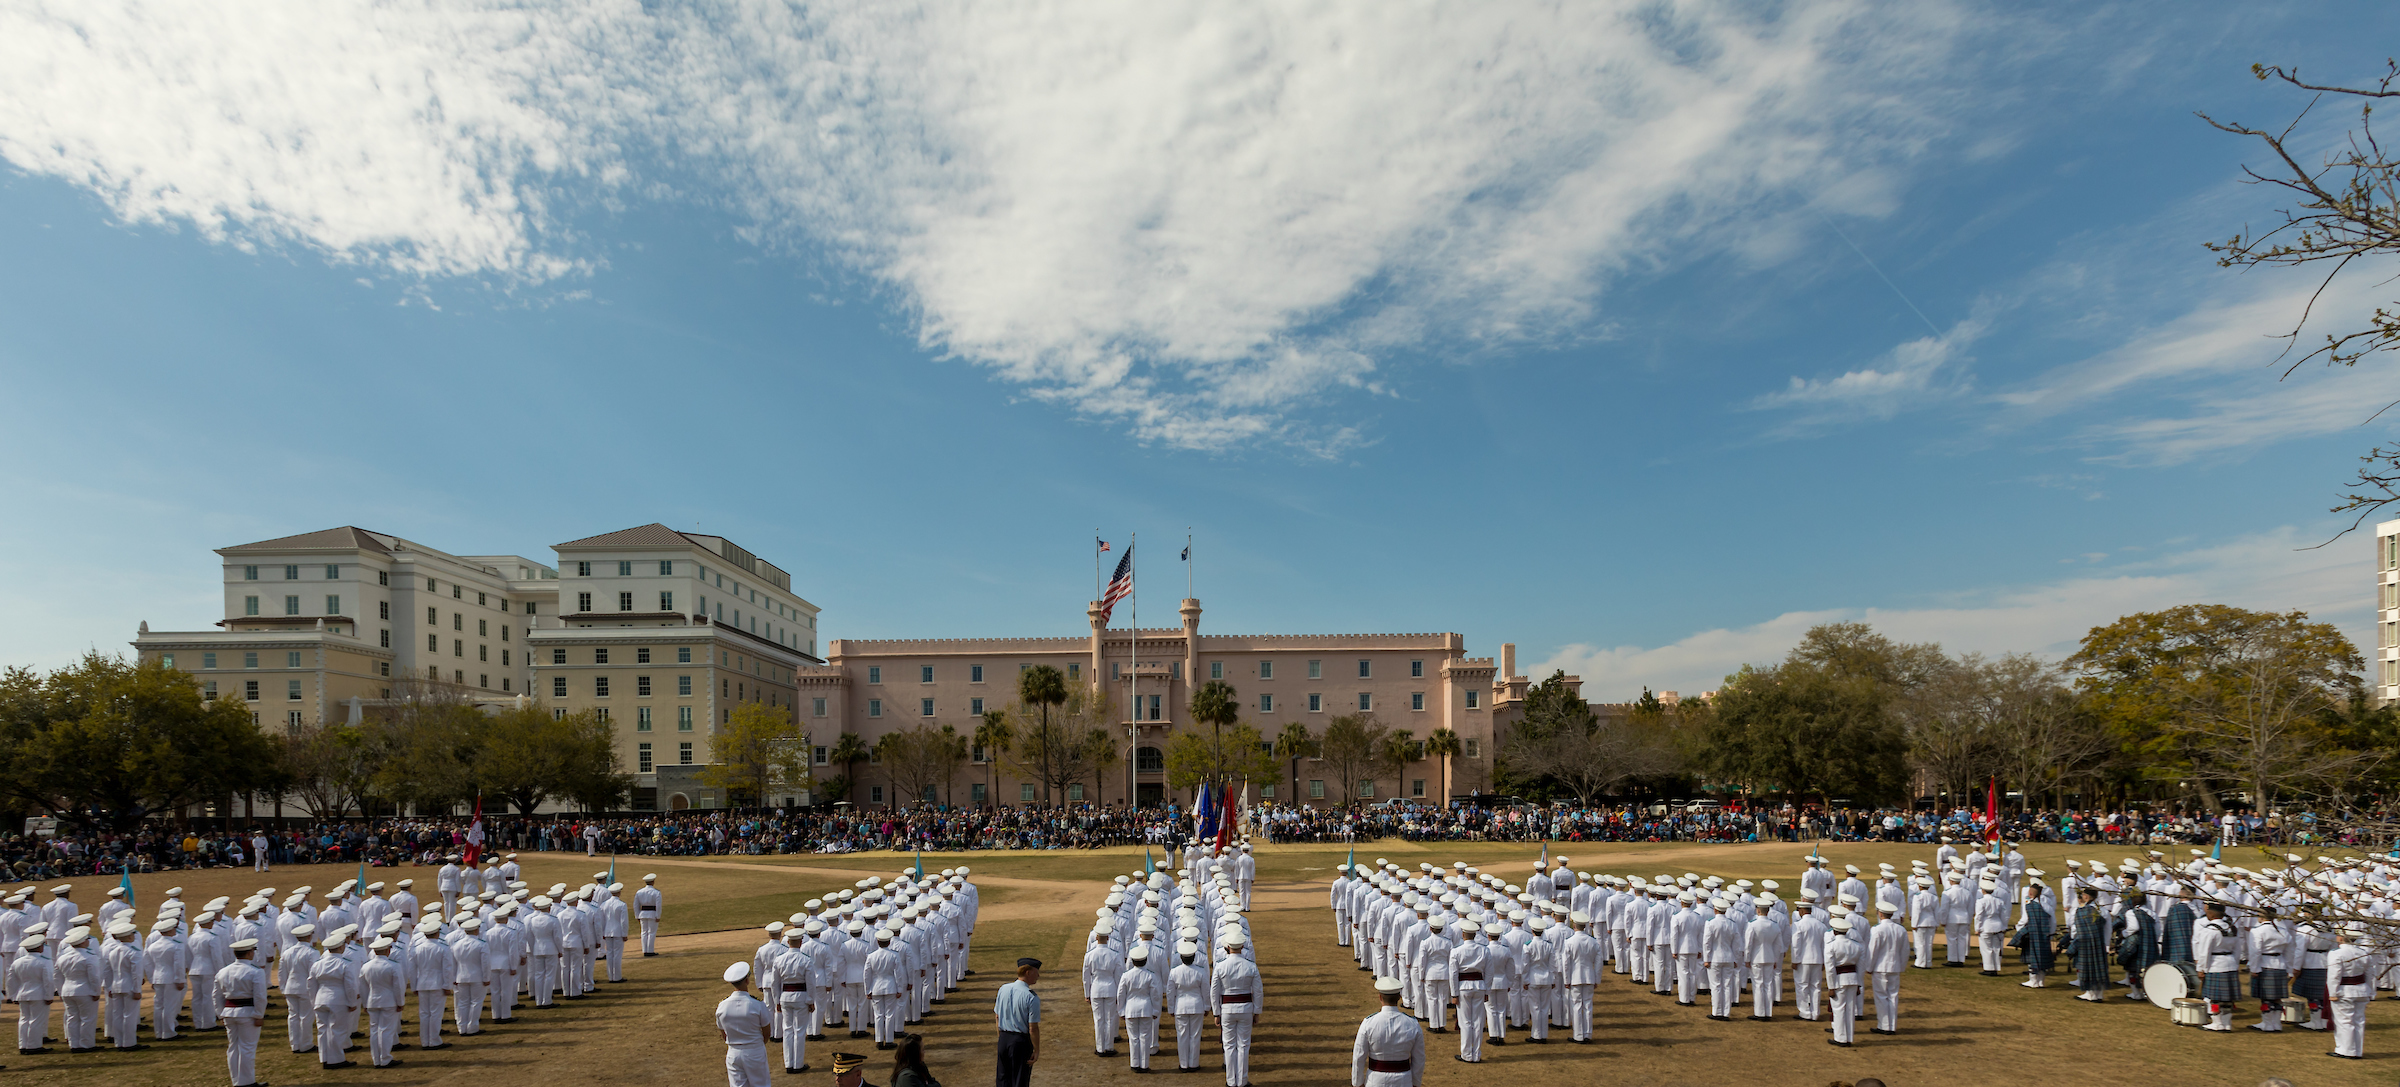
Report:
0,1,1985,449
1535,526,2367,700
1748,312,1986,432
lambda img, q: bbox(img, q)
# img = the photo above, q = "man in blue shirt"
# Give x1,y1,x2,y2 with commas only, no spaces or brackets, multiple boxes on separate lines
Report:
994,957,1042,1087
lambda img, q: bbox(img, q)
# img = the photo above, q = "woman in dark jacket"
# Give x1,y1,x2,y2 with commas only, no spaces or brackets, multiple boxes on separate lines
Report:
892,1033,941,1087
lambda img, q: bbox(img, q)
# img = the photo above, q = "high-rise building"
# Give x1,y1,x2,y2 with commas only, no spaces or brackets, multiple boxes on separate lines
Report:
2377,518,2398,703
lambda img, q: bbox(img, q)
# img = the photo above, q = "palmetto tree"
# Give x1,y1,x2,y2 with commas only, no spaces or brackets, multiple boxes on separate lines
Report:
974,709,1014,808
1424,727,1462,808
1273,722,1317,807
829,732,870,804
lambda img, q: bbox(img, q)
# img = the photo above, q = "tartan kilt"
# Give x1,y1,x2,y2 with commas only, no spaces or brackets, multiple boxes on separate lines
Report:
2294,967,2328,1001
2250,969,2290,1002
2200,970,2241,1002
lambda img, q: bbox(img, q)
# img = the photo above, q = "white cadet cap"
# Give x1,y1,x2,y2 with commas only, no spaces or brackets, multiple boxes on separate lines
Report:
645,874,658,883
1374,976,1405,994
724,961,751,983
370,937,394,951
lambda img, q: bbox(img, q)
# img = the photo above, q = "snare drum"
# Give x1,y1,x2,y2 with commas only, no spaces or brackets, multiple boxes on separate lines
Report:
2170,997,2208,1026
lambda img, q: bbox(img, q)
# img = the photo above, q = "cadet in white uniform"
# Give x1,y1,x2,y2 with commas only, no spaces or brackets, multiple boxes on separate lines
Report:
717,961,775,1087
2328,927,2372,1060
1352,976,1425,1087
217,938,270,1085
1212,930,1261,1087
1119,944,1163,1071
1825,916,1862,1047
361,935,406,1068
635,874,664,956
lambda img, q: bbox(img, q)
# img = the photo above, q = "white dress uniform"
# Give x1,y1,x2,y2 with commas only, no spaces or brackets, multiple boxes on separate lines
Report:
2329,939,2373,1057
410,929,454,1048
1081,939,1124,1054
8,939,52,1053
717,981,775,1087
1866,916,1908,1033
1560,921,1603,1040
449,927,487,1035
56,939,99,1052
217,950,271,1084
1211,947,1263,1087
1351,1001,1426,1087
101,931,144,1047
308,943,358,1066
1119,958,1163,1070
768,938,814,1072
360,949,405,1067
524,906,560,1007
1167,952,1209,1071
635,880,664,956
864,940,905,1046
1825,925,1864,1046
1743,910,1787,1019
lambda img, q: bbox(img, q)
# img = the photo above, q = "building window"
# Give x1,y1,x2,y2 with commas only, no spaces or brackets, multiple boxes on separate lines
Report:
1147,694,1162,720
660,591,674,611
379,662,390,677
1067,784,1084,802
812,698,827,717
202,652,217,670
243,652,258,669
595,676,611,697
428,606,438,625
577,592,592,613
813,745,829,765
867,666,881,684
659,560,673,575
921,698,935,717
1259,693,1274,712
1358,659,1371,678
1259,660,1274,680
636,648,652,664
1309,779,1325,799
677,675,692,696
1308,660,1322,680
1111,662,1121,680
618,561,633,576
244,565,258,581
678,706,693,731
381,629,390,648
1137,746,1164,772
638,707,653,731
971,664,984,683
551,648,567,665
638,743,653,772
1210,661,1223,680
679,742,692,765
1465,690,1480,709
287,651,302,668
637,676,652,697
1464,739,1481,759
319,563,337,580
378,601,390,620
477,619,488,637
452,584,462,599
920,666,934,683
284,564,299,580
1412,779,1425,797
596,648,610,665
452,639,464,658
161,654,176,669
325,594,341,615
284,595,300,616
1171,661,1182,680
971,783,987,806
1358,779,1375,798
453,613,463,631
1358,692,1372,711
202,680,217,701
1411,692,1425,711
287,711,304,732
678,647,692,664
500,677,509,691
870,785,884,804
619,592,634,612
244,595,259,616
577,561,592,577
244,680,260,701
1020,783,1037,802
1259,783,1275,800
1308,693,1322,713
970,697,984,715
378,571,388,586
868,699,882,718
552,677,568,697
478,644,487,661
287,680,302,701
479,673,489,688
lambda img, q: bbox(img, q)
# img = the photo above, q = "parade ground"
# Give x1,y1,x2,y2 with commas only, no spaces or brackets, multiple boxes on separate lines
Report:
9,838,2386,1087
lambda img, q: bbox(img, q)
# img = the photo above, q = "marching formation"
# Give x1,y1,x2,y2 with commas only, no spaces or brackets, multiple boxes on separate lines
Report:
1078,841,1262,1084
0,852,658,1086
716,866,979,1087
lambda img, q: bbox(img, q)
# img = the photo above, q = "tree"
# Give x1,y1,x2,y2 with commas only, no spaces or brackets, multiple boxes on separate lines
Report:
1316,712,1390,808
553,711,633,814
1423,728,1462,807
876,724,964,808
1695,626,1914,804
0,654,282,832
828,732,870,804
1083,727,1120,805
2066,604,2374,810
479,704,569,815
1004,682,1109,805
277,721,381,819
1499,671,1684,804
1272,722,1317,806
2199,62,2400,527
704,702,810,808
363,677,486,816
973,710,1015,808
1164,720,1275,793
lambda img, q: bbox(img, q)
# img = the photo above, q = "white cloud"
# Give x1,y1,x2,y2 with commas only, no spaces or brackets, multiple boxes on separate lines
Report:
1535,525,2368,700
0,0,1981,447
1748,313,1985,431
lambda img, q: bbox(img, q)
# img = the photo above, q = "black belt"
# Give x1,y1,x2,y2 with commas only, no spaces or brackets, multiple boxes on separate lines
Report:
223,998,255,1007
2342,975,2367,986
1367,1059,1411,1073
780,984,805,992
1833,965,1857,975
1220,993,1251,1004
1455,971,1482,981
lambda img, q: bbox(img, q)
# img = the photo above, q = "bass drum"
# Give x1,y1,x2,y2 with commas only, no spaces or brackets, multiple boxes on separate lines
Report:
2145,962,2199,1009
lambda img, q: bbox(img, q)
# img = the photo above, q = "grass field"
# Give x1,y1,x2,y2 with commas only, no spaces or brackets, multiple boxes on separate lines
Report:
0,838,2383,1086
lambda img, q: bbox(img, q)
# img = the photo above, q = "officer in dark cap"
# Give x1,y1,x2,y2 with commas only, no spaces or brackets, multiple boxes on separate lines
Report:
831,1050,876,1087
993,957,1042,1087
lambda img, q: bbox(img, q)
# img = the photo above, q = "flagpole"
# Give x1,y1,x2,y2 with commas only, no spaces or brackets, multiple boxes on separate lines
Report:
1127,533,1137,811
1185,529,1193,600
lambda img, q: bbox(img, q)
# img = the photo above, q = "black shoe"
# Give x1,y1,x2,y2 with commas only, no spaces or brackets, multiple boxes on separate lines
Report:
1132,1068,1149,1074
1675,1002,1695,1007
643,953,658,957
323,1061,358,1069
119,1044,151,1051
17,1049,49,1055
1706,1015,1729,1022
877,1042,895,1051
381,1060,404,1067
1748,1016,1772,1022
1454,1056,1477,1063
421,1043,450,1050
1871,1028,1896,1036
2330,1052,2363,1060
69,1047,97,1053
850,1031,869,1039
1827,1040,1851,1048
1979,971,2000,977
806,1034,826,1041
963,970,976,976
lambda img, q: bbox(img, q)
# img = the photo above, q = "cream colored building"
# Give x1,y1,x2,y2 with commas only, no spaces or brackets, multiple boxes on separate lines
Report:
2378,518,2399,703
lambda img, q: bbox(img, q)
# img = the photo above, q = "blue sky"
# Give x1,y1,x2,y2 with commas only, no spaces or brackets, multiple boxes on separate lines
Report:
1,2,2394,697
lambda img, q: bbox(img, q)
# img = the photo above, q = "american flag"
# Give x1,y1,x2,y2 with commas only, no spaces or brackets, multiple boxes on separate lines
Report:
1097,547,1133,624
1098,540,1111,553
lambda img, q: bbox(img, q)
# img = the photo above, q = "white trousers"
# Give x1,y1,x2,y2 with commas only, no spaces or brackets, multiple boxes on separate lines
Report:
1871,972,1899,1031
1979,932,2004,973
725,1041,772,1087
605,937,625,981
1126,1016,1156,1069
315,1005,349,1065
1674,954,1700,1003
841,982,866,1030
640,918,659,954
1456,991,1485,1061
1334,911,1350,946
779,1005,808,1070
1420,981,1448,1031
1174,1012,1203,1068
367,1007,398,1066
62,995,95,1050
529,959,556,1006
1484,987,1508,1039
1706,967,1738,1017
1829,986,1860,1043
1218,1011,1253,1087
1566,983,1593,1039
1793,964,1824,1019
2333,996,2367,1057
1911,927,1935,968
1089,995,1117,1051
1626,938,1646,982
492,972,515,1020
226,1017,261,1084
189,974,219,1029
1750,964,1780,1018
1944,924,1969,962
417,991,446,1047
870,992,901,1044
1525,985,1555,1039
13,999,43,1051
106,990,140,1045
454,981,482,1034
285,995,312,1051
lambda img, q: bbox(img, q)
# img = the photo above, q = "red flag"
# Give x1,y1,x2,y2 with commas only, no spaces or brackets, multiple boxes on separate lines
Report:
1215,783,1235,850
462,795,485,867
1984,777,1998,842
